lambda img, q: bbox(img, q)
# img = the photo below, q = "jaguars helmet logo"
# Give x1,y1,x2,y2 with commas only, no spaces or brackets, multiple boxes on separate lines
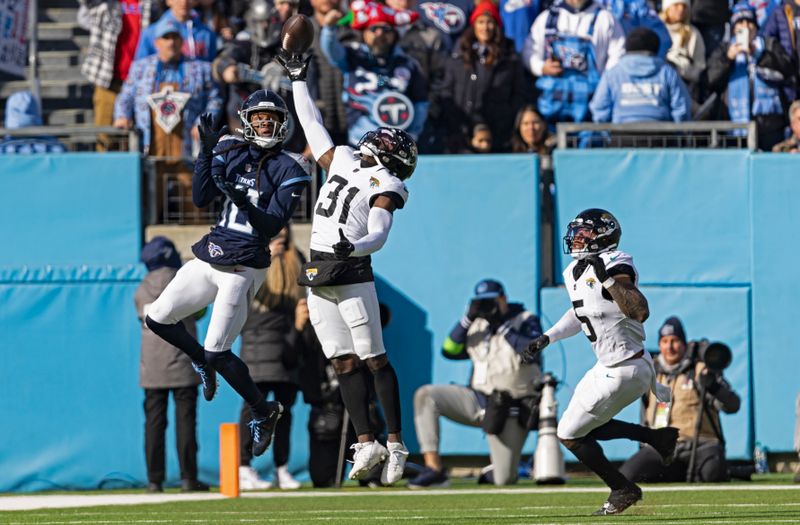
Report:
305,267,318,281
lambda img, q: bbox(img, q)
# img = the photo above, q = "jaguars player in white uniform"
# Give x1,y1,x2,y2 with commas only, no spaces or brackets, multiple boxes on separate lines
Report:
278,51,416,485
523,209,679,515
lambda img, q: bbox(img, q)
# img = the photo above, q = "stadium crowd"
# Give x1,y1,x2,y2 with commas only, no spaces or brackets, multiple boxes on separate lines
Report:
1,0,796,157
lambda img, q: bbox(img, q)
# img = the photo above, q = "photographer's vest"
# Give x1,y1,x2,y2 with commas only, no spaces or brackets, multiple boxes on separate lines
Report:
465,311,541,398
535,8,600,124
646,361,722,443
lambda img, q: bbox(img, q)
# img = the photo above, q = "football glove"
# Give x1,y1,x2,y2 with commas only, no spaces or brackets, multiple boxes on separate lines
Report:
212,172,249,208
198,113,230,155
332,228,354,259
521,335,549,364
585,255,610,283
275,50,311,82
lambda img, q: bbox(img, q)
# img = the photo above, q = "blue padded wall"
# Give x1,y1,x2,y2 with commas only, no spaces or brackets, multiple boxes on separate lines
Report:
374,154,541,454
750,154,800,452
540,285,752,461
0,153,142,267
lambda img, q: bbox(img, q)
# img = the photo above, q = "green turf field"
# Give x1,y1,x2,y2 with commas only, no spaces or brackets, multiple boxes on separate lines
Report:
4,476,800,524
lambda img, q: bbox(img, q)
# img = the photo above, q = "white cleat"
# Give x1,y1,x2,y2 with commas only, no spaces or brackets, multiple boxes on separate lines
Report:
239,466,272,490
381,441,409,485
275,465,301,489
348,441,389,480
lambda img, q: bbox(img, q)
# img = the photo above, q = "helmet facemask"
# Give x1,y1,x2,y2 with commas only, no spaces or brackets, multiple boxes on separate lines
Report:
357,128,417,180
564,218,619,260
239,107,288,149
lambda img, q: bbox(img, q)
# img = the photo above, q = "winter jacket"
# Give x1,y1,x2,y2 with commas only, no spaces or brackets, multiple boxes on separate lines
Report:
706,37,792,134
691,0,731,27
135,267,200,389
597,0,672,58
761,0,800,97
240,300,301,384
437,38,531,152
398,21,447,84
590,53,692,123
664,21,707,86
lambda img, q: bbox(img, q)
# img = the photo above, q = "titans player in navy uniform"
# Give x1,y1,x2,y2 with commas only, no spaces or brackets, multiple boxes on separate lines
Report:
144,89,311,457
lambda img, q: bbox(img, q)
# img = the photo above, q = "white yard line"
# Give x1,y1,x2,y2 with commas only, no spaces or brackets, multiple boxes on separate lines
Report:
2,484,799,512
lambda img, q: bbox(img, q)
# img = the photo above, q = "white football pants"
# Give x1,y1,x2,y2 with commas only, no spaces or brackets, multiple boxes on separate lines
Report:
307,281,385,360
147,258,265,352
557,354,653,440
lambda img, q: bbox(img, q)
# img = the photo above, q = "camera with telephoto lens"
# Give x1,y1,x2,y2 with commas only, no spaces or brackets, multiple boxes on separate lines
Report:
475,298,498,317
688,339,732,373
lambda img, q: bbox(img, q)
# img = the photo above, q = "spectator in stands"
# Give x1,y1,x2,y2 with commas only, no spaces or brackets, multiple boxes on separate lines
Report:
597,0,672,57
511,104,554,154
749,0,783,28
113,18,221,221
0,92,66,154
320,1,429,146
522,0,625,126
464,122,493,153
620,318,741,483
436,0,529,152
760,0,800,101
78,0,155,151
706,3,793,151
772,100,800,151
212,0,306,152
415,0,474,51
135,0,217,61
691,0,730,58
408,280,543,488
660,0,706,100
237,227,304,491
196,0,234,41
135,236,208,493
590,27,692,123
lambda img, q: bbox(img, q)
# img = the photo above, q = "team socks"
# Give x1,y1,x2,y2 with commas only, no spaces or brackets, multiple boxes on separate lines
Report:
568,437,631,490
336,367,373,437
145,316,206,364
204,350,270,417
371,362,402,434
588,419,653,443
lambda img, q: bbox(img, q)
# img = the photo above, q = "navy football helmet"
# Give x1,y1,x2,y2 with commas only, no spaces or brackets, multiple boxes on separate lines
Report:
238,89,289,149
357,127,418,180
563,208,621,260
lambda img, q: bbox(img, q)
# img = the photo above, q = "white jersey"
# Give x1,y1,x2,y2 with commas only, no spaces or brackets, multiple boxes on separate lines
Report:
563,250,646,366
310,146,409,253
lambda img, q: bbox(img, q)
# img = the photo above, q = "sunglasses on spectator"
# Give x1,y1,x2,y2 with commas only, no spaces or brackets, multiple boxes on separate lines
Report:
366,24,394,33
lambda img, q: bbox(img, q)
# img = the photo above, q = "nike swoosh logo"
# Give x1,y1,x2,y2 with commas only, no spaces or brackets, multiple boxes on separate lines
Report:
609,255,619,261
292,192,301,197
605,374,615,379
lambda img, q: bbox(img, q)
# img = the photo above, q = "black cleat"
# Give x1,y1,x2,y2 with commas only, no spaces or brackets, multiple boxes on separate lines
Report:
651,426,680,465
192,362,218,401
181,479,210,492
146,482,163,493
249,401,283,457
592,484,643,516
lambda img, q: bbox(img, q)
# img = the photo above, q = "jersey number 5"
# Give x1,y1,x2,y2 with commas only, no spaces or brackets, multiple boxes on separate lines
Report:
315,174,360,224
571,300,597,342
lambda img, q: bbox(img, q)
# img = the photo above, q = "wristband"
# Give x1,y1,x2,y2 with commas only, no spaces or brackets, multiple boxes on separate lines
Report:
601,277,616,289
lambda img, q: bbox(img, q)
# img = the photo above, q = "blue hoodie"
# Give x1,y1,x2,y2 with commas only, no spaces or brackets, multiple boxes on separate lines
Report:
589,53,691,123
134,9,217,62
1,91,65,154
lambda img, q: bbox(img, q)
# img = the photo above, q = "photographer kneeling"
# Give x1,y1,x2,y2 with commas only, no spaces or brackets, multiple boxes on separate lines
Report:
409,280,543,488
620,317,741,483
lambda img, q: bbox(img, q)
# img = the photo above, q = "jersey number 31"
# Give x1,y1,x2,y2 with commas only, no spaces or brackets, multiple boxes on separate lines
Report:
315,175,360,224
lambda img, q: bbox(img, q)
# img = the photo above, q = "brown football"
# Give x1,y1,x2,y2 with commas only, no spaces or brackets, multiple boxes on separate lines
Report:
280,14,315,55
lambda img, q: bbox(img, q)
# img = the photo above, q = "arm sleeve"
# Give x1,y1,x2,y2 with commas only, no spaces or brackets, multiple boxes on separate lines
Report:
522,15,547,76
544,308,582,342
670,70,692,122
247,167,312,238
504,314,544,355
134,27,154,60
589,72,613,122
112,62,139,120
320,26,348,70
442,318,472,360
351,207,393,257
192,151,224,207
292,80,335,161
596,12,625,73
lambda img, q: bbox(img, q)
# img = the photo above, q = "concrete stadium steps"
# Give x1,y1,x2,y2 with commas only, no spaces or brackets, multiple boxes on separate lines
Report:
39,8,82,24
0,79,93,100
46,108,95,126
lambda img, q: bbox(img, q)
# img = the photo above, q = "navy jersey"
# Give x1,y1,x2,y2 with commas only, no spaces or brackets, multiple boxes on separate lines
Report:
191,135,311,268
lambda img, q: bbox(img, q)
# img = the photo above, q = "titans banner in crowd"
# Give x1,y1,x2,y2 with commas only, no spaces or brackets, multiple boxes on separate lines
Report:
0,0,28,78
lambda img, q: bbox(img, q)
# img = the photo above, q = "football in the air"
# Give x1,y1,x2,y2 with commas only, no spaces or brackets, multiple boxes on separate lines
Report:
280,14,315,55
